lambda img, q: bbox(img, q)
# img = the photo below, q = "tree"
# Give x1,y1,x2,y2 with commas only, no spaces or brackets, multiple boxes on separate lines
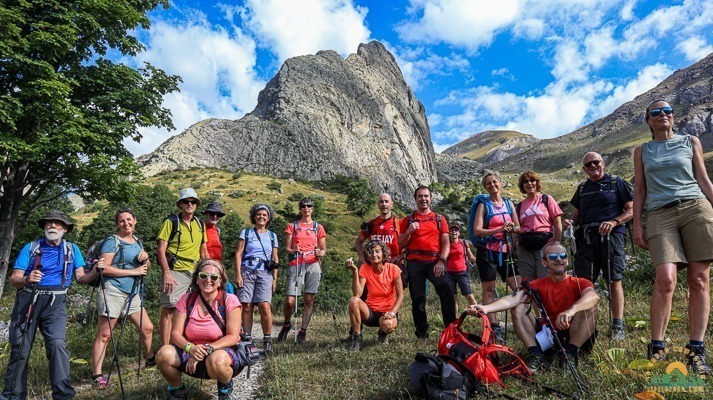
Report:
0,0,180,297
345,178,376,217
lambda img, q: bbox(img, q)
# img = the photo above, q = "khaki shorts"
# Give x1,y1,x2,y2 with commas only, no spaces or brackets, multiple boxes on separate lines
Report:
516,243,548,280
97,281,142,319
160,270,193,308
286,262,321,296
646,198,713,265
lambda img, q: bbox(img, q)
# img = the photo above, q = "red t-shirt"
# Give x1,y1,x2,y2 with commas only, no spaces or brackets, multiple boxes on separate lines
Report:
285,221,326,266
205,224,223,260
399,212,449,261
529,276,593,330
359,262,401,313
446,238,467,273
360,216,401,257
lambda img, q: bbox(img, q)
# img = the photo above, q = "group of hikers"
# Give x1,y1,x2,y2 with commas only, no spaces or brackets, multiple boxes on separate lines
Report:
1,98,712,399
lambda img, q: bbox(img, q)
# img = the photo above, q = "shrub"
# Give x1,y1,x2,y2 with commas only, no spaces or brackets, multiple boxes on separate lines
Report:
345,178,376,217
229,190,246,199
266,181,282,192
287,192,304,202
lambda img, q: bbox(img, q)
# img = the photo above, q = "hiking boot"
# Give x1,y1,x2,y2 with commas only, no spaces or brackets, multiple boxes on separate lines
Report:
415,331,429,341
263,338,273,355
145,354,157,368
297,329,307,344
277,323,291,342
217,380,233,400
240,332,252,342
378,330,389,346
92,375,110,390
166,385,188,400
684,345,712,377
349,333,363,352
610,325,626,341
524,353,546,374
647,344,667,362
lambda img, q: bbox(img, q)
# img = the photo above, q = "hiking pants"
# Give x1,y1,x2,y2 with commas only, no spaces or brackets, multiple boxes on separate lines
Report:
407,260,456,337
0,288,74,400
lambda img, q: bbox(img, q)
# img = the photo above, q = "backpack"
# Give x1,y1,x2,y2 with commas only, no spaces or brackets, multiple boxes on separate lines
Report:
467,194,513,247
85,235,143,287
404,213,444,259
408,352,470,399
28,239,75,288
165,213,205,252
288,221,319,262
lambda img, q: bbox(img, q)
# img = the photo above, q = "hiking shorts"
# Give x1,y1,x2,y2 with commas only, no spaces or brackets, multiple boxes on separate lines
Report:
238,269,273,304
448,270,473,296
97,281,142,319
173,345,242,379
573,229,625,283
286,262,321,296
646,198,713,266
363,307,399,328
160,270,193,308
544,328,597,355
516,243,548,281
475,247,520,282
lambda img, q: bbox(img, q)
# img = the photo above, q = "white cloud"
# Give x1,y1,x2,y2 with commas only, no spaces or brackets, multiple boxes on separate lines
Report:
386,43,470,90
678,36,713,62
239,0,371,61
619,0,636,21
595,63,673,116
513,18,545,40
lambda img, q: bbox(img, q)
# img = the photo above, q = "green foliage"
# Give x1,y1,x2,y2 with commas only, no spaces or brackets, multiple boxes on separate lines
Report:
321,220,336,234
266,181,282,192
228,190,246,199
281,202,295,218
287,192,304,202
311,195,325,219
231,170,244,181
12,188,78,258
344,178,376,217
217,214,245,271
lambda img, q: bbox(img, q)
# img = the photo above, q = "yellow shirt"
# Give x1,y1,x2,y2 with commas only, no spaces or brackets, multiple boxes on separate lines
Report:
157,216,207,272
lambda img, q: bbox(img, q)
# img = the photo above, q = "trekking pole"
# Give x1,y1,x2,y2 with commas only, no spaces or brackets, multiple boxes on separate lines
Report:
97,266,126,400
319,257,341,342
9,264,43,400
82,286,96,326
503,231,519,345
293,253,303,344
137,275,145,382
605,233,612,328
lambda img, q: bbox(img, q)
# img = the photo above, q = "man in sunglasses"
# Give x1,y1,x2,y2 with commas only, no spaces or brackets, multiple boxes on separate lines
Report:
468,242,599,373
566,152,633,342
156,188,209,345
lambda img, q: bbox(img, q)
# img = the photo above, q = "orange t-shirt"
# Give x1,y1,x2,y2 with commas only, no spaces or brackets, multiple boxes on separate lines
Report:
285,221,326,266
360,216,401,257
399,212,449,261
529,276,593,330
446,238,467,273
359,262,401,313
205,224,223,260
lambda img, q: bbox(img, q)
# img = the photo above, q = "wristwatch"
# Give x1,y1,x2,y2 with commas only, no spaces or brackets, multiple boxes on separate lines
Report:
439,257,447,264
205,344,214,355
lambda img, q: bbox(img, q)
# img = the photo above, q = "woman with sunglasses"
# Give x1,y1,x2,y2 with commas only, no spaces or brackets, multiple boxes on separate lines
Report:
156,259,242,400
516,170,563,280
472,170,521,342
633,99,713,373
90,208,155,389
235,203,279,354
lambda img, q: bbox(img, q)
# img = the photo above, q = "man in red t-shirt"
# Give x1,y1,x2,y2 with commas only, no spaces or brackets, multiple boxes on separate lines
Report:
469,242,599,373
398,185,454,339
355,193,401,265
203,202,225,260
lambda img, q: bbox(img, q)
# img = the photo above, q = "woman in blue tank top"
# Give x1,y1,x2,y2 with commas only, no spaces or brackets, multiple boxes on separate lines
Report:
633,99,713,374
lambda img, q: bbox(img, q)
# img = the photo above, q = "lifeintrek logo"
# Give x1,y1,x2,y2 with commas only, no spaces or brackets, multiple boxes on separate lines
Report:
647,361,706,394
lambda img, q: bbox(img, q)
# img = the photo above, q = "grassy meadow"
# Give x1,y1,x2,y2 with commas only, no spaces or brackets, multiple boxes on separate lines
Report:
0,168,710,399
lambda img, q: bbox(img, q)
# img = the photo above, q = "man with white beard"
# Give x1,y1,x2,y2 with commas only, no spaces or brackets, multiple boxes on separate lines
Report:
0,210,97,400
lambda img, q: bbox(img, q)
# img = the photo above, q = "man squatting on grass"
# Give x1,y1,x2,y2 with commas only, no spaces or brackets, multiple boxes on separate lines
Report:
468,242,599,373
1,210,93,400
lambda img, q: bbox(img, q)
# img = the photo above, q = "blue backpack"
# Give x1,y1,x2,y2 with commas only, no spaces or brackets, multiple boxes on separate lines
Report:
467,194,513,247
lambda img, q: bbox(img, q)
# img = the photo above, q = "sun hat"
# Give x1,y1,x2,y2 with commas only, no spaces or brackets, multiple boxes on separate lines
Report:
37,210,74,233
203,201,225,217
176,188,201,207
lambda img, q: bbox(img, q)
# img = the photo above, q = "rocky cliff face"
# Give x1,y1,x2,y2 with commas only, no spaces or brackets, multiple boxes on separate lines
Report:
137,41,436,206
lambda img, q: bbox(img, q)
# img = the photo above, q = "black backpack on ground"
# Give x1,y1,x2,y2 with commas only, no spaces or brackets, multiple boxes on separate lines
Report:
408,352,469,399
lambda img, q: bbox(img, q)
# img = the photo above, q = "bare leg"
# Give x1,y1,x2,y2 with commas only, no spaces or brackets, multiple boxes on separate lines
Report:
242,303,255,335
347,297,370,334
205,351,233,384
609,280,624,320
91,316,118,375
481,280,497,325
512,304,537,348
156,345,182,387
687,261,711,341
650,263,677,341
128,309,155,357
160,307,175,346
283,295,295,325
257,302,272,335
569,307,598,347
301,294,315,330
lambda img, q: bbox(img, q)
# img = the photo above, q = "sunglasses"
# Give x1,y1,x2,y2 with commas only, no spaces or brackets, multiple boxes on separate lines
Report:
584,160,602,168
649,107,673,117
525,179,538,184
546,252,568,261
198,272,220,281
300,204,313,208
181,199,198,205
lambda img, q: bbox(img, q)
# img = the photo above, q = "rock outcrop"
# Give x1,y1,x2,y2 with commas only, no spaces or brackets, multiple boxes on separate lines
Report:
442,130,538,164
137,41,436,206
435,154,484,183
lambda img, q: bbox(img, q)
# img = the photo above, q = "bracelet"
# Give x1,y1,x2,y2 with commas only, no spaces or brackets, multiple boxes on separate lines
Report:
439,257,447,264
184,343,194,354
613,218,621,226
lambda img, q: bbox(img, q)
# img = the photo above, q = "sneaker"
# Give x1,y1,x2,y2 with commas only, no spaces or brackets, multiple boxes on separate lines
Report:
647,344,667,362
263,338,273,355
92,375,110,389
277,323,292,342
610,325,626,341
217,380,233,400
415,331,429,340
166,385,188,400
524,353,546,374
378,330,389,346
349,333,363,352
145,354,157,368
240,332,252,342
684,345,712,377
297,329,307,344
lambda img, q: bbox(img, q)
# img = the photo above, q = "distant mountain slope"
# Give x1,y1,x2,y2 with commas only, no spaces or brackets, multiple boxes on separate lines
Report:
442,130,538,164
137,41,435,206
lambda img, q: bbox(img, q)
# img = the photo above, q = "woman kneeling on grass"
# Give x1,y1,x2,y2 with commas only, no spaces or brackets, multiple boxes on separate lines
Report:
345,239,404,352
156,259,242,400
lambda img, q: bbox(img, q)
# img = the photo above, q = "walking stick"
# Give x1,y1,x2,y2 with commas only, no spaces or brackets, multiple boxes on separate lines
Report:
137,275,146,381
319,257,341,342
98,267,126,399
9,264,43,400
502,232,519,344
604,233,612,327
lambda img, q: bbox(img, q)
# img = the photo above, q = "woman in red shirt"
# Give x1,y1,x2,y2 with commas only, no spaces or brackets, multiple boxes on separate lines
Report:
345,239,404,352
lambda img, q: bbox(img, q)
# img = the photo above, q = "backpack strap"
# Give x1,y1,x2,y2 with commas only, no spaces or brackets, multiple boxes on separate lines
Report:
28,240,42,272
61,240,75,287
184,292,199,331
185,290,228,336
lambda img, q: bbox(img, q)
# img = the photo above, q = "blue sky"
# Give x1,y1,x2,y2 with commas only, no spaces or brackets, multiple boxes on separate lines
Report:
124,0,713,155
